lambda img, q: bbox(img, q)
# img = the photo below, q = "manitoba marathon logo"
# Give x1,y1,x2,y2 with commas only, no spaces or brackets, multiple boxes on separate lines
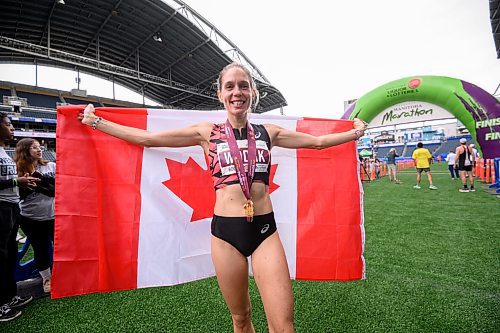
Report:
408,78,422,89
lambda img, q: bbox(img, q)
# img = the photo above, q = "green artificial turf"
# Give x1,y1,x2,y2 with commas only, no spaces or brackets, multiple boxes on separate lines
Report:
4,163,499,332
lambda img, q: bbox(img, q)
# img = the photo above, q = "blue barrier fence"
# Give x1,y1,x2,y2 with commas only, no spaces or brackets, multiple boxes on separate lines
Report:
488,158,500,193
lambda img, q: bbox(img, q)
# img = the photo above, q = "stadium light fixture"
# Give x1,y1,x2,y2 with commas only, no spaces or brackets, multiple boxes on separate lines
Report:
153,32,162,43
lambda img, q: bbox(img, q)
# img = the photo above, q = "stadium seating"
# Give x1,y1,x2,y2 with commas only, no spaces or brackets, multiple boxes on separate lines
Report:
0,104,14,113
0,87,12,99
16,91,61,109
375,145,405,159
64,97,95,105
21,108,57,119
424,143,441,153
4,149,55,162
434,136,472,155
42,150,56,161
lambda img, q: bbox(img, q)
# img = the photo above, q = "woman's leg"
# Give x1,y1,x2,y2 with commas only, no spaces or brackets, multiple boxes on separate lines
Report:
211,236,255,333
19,216,51,272
251,233,294,333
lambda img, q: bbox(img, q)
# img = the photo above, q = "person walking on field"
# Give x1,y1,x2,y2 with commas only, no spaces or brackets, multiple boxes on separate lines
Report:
78,62,367,333
386,148,400,183
455,138,475,192
412,142,437,190
445,150,459,180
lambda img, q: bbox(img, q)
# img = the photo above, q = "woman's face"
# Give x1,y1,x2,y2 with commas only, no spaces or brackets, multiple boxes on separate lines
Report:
218,67,254,116
29,141,43,160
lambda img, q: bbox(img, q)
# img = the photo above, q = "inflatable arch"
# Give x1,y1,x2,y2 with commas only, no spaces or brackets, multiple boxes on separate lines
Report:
341,76,500,159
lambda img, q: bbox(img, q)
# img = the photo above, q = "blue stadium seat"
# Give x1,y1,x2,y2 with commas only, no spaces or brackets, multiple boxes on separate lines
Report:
42,150,56,162
0,88,12,99
21,108,57,119
16,91,60,109
64,98,94,105
435,136,472,155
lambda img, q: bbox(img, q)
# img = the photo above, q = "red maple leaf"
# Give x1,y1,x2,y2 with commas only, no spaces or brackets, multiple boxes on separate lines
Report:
162,157,215,222
163,157,280,222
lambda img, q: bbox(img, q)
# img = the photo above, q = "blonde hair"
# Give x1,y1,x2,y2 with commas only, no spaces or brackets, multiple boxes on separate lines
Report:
216,62,260,112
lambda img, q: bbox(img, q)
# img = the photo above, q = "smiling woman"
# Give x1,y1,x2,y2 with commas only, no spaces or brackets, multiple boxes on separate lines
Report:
77,62,366,332
217,63,260,116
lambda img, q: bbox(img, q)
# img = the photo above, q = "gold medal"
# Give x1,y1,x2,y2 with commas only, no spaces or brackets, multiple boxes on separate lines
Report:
243,199,254,221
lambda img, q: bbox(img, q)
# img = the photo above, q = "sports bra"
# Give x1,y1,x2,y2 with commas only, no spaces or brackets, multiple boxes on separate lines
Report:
207,123,271,190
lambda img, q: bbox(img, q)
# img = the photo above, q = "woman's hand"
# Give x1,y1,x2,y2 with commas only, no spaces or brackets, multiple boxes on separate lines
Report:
353,118,367,131
78,104,96,126
17,173,40,188
353,118,367,136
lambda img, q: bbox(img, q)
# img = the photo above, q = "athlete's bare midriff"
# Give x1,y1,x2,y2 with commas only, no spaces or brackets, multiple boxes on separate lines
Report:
213,182,273,217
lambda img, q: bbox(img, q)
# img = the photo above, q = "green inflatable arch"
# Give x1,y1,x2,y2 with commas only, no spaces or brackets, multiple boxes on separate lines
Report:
341,76,500,159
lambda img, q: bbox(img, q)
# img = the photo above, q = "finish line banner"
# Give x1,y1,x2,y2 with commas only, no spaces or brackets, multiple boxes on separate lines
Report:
52,106,365,299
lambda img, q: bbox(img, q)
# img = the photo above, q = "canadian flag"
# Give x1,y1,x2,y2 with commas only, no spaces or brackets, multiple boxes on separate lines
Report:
52,106,365,299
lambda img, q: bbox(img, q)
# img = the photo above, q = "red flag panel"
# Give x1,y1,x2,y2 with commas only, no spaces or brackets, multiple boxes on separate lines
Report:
296,118,363,280
53,106,147,298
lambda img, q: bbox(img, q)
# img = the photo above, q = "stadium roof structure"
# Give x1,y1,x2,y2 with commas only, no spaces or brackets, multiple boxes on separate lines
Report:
0,0,287,112
491,0,500,59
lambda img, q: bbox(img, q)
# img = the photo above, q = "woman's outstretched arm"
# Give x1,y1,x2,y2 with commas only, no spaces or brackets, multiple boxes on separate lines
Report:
79,104,211,148
266,118,366,149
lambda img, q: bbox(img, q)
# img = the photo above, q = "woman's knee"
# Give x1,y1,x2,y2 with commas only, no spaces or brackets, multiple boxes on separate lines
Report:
268,315,294,333
231,308,252,329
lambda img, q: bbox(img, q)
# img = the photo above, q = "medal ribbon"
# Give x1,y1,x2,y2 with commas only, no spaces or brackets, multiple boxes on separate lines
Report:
225,120,256,221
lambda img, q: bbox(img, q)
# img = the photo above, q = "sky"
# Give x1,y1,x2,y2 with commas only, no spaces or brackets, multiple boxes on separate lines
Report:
185,0,499,119
0,0,498,120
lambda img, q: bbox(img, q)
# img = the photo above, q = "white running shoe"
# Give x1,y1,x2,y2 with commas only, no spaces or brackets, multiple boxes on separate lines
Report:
43,278,51,293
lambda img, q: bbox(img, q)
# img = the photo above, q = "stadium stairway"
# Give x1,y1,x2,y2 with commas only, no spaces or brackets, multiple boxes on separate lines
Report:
402,143,408,157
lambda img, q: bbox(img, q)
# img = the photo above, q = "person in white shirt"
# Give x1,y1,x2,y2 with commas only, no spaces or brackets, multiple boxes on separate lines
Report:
445,150,458,180
469,144,480,175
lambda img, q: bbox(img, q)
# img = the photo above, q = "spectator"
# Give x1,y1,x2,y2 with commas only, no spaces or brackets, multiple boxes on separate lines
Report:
455,138,475,192
412,142,437,190
14,138,56,293
386,148,400,183
374,159,381,179
445,150,459,180
469,144,479,159
469,143,480,175
0,113,37,322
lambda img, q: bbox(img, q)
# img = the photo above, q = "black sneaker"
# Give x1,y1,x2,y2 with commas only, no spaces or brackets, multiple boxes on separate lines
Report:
8,295,33,309
0,304,22,322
